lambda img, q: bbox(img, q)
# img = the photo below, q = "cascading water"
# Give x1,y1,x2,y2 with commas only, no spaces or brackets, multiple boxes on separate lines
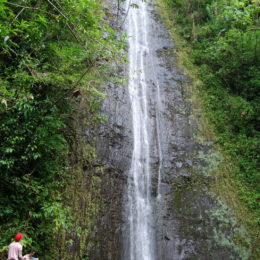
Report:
125,1,158,259
112,0,247,259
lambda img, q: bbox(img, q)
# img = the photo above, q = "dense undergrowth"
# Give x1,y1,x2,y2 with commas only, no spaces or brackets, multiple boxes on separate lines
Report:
0,0,123,258
157,0,260,257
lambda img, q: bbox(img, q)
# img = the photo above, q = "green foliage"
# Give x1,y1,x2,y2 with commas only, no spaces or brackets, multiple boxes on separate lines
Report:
162,0,260,223
0,0,123,258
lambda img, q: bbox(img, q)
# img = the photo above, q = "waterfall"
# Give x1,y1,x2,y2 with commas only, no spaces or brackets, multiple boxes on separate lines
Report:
125,1,156,259
117,0,244,259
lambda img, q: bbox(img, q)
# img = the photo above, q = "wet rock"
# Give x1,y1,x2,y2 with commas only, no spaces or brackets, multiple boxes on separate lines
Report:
90,0,250,259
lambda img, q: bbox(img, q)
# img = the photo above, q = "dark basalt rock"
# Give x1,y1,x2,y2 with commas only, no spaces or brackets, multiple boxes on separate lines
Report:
89,1,251,260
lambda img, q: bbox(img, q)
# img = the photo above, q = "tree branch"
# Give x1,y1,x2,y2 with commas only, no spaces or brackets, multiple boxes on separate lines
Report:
5,2,56,16
46,0,82,43
11,7,25,23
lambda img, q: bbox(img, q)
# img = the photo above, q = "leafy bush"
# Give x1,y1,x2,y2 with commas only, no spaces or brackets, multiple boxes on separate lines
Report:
0,0,122,258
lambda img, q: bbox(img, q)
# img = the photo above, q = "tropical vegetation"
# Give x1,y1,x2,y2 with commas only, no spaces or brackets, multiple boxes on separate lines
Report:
0,0,123,258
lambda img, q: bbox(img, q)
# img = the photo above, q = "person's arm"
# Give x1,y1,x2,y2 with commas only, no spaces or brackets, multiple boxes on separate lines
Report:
18,245,23,260
22,252,35,259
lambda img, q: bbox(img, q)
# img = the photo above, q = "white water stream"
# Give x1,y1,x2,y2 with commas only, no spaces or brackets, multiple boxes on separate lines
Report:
125,1,161,259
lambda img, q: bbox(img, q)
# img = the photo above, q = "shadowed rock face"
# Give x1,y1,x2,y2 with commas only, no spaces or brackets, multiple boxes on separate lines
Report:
91,1,250,260
90,68,132,260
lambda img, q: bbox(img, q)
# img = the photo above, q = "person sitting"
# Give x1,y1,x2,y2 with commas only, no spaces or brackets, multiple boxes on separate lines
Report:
7,233,34,260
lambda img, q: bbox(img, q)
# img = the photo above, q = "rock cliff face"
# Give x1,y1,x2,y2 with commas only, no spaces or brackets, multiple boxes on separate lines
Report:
88,1,251,260
90,74,132,260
